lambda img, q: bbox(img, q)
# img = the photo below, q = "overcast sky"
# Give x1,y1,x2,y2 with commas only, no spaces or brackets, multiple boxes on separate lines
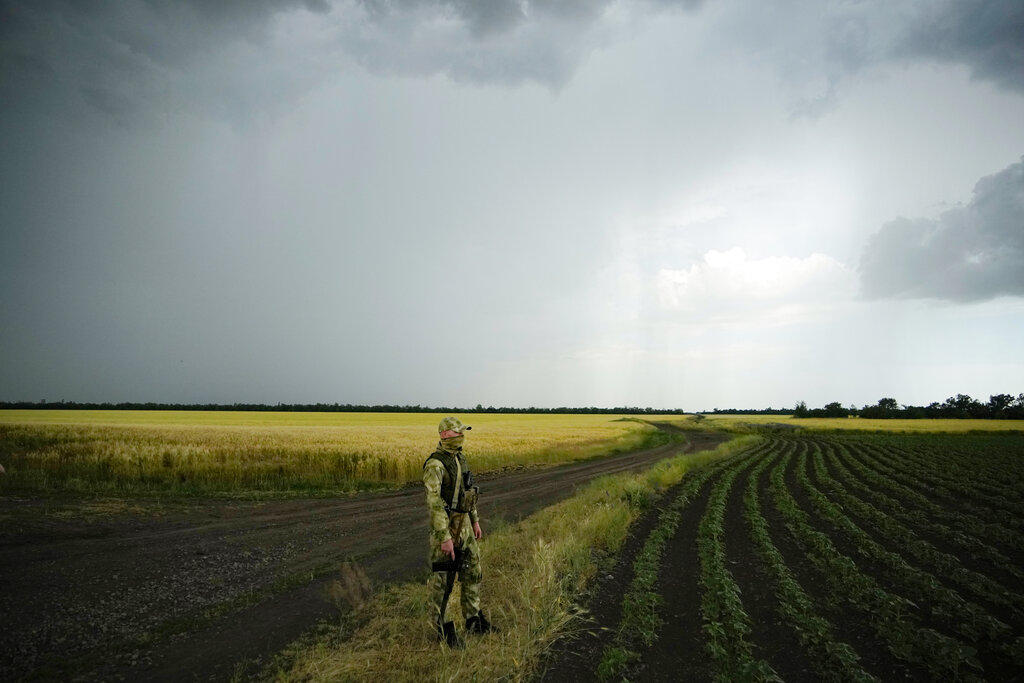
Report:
2,0,1023,410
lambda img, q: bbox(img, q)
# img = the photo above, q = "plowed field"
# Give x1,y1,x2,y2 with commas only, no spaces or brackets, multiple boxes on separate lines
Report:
543,433,1024,682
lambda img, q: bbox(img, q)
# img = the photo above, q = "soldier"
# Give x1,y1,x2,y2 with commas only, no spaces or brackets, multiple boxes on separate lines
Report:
423,416,496,647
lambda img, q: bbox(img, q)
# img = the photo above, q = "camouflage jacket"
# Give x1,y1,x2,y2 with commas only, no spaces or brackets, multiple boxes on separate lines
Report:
422,445,479,545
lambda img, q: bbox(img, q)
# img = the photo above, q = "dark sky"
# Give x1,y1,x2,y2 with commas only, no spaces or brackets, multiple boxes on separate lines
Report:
2,0,1023,408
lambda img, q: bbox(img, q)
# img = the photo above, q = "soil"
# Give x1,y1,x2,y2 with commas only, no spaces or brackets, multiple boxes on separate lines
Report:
0,425,727,682
536,474,713,683
819,445,1024,614
719,464,816,681
756,448,909,681
634,478,714,682
540,435,1024,682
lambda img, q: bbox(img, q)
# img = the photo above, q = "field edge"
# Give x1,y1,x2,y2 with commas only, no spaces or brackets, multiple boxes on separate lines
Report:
259,430,751,682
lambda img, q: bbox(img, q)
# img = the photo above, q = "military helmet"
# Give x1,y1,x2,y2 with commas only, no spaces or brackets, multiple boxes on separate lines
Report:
438,416,472,435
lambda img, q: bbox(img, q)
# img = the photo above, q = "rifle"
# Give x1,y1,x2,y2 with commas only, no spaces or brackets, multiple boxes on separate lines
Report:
434,512,470,634
433,545,468,635
431,547,468,574
432,470,480,636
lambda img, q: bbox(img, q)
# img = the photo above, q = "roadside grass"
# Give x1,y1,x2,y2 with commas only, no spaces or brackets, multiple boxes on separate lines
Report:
0,412,666,497
267,434,751,682
663,414,1024,434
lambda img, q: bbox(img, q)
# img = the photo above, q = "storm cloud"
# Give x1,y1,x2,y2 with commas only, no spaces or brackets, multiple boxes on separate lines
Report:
339,0,1024,97
0,0,708,125
860,157,1024,302
0,0,334,123
900,0,1024,94
3,0,1022,125
2,1,1024,409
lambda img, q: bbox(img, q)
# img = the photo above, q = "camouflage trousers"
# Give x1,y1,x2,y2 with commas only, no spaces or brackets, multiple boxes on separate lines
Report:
428,519,482,623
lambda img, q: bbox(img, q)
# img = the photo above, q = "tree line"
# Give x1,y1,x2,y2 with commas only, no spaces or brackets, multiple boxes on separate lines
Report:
792,393,1024,420
3,395,1022,419
0,400,688,415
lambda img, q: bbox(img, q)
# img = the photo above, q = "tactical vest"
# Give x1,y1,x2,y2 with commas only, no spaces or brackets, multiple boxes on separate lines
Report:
424,447,464,510
424,447,476,513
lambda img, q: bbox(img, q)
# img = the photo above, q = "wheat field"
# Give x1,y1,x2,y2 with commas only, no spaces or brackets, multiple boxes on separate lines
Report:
0,411,659,495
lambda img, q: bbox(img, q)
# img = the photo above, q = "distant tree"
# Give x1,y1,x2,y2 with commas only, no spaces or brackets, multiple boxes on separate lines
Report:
988,394,1015,418
1009,394,1024,419
822,401,848,418
943,393,983,418
861,397,900,419
878,397,899,412
1,396,1017,418
903,405,927,419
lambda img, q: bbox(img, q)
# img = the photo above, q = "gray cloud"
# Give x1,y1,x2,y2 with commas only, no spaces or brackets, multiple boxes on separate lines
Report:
5,0,1019,128
340,0,707,86
340,0,630,88
0,0,332,124
0,0,710,125
357,0,703,38
347,0,1024,99
900,0,1024,94
720,0,1024,117
859,157,1024,302
2,0,1022,128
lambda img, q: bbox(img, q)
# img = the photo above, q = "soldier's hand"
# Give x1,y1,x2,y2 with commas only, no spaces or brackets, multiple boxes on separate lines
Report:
473,521,482,540
440,538,455,560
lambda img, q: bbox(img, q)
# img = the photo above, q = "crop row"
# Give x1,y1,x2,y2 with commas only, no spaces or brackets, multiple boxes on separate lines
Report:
697,450,778,681
897,445,1017,493
827,442,1024,584
599,445,766,678
781,435,1024,679
796,445,1014,661
868,433,1024,491
847,442,1024,548
599,431,1024,681
861,440,1024,533
767,442,987,680
742,441,878,682
868,441,1024,521
823,441,1024,608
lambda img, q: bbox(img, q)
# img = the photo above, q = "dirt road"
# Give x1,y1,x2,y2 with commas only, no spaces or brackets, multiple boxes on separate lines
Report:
0,426,725,681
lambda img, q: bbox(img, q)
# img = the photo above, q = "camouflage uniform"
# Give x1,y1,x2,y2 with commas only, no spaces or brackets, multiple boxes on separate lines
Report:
423,417,485,631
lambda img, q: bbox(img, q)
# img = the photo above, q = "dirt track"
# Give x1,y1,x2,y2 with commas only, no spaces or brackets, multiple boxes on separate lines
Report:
0,426,726,681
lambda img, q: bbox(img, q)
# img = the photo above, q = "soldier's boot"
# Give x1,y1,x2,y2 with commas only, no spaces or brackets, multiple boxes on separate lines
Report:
465,611,498,634
438,621,464,649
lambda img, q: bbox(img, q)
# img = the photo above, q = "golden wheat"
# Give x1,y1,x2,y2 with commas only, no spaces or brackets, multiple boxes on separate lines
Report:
0,411,657,494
